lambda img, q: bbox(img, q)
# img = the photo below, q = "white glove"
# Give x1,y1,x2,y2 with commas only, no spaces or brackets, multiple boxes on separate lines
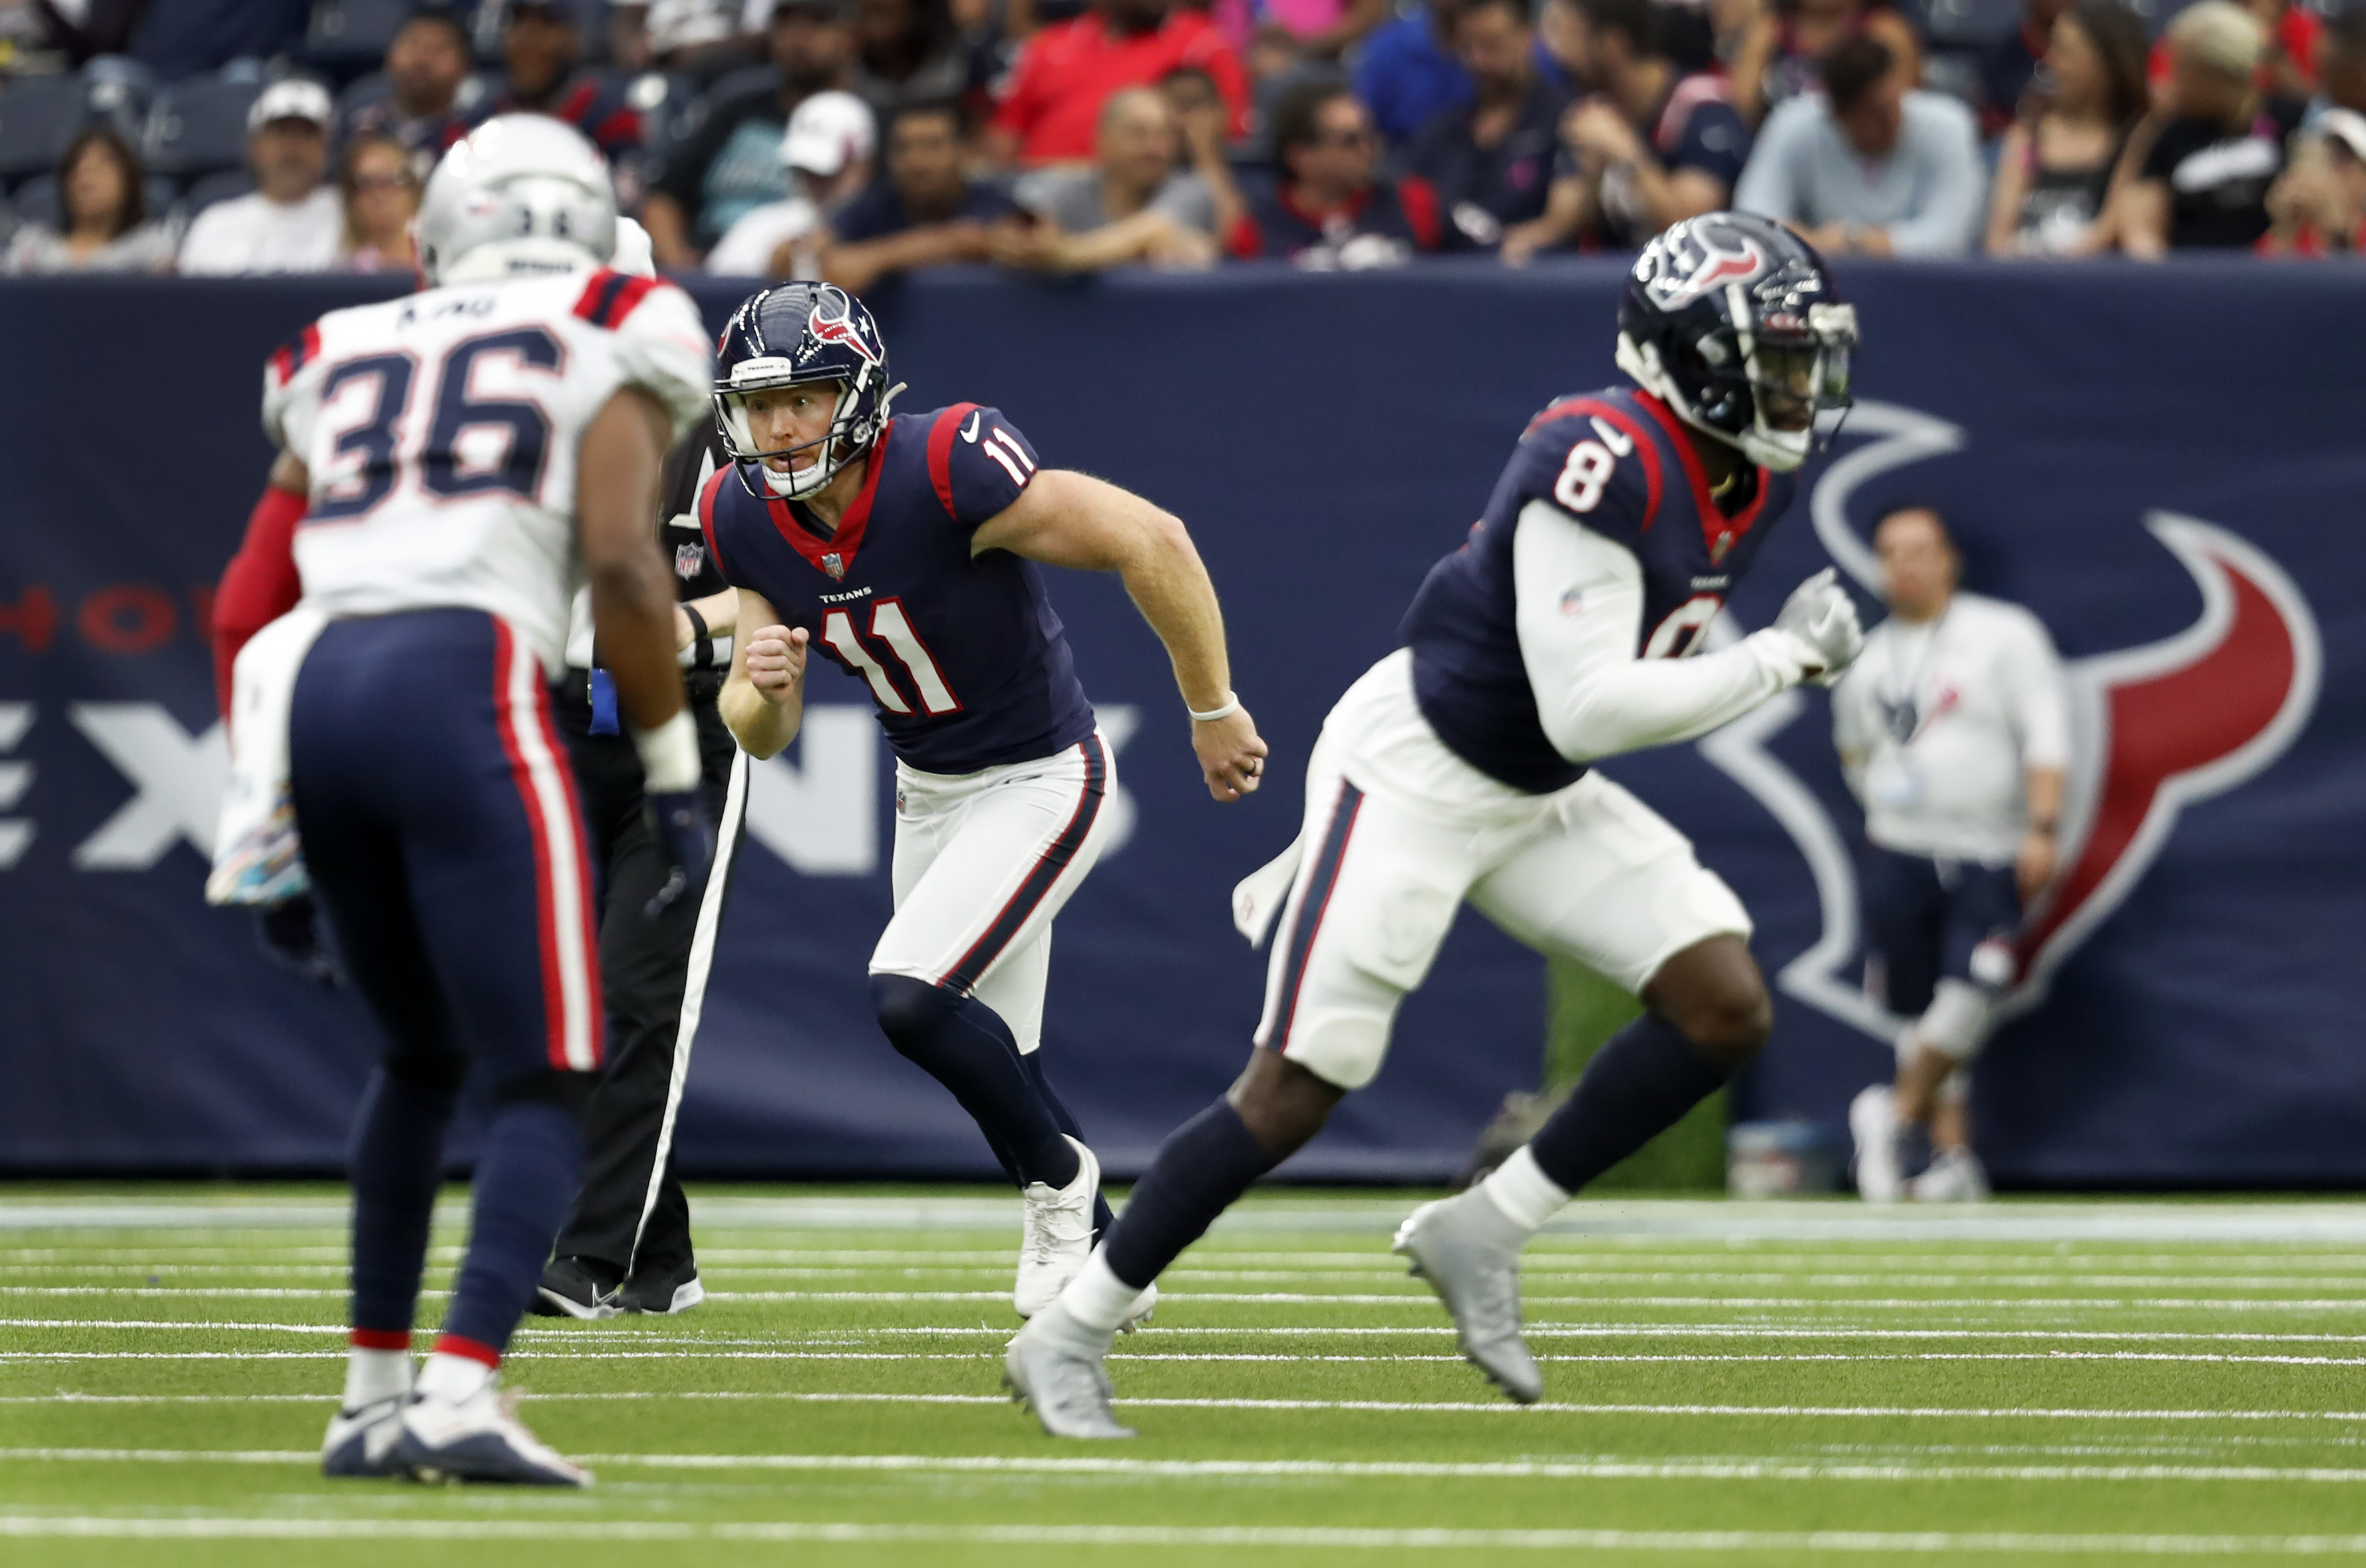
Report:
1773,567,1864,685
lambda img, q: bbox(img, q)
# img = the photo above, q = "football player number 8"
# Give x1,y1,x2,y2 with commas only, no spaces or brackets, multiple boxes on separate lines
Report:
1554,440,1616,514
822,598,960,716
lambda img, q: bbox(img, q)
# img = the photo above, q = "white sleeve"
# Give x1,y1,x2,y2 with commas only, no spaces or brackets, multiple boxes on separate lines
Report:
1829,655,1876,799
176,205,239,275
2001,609,2071,770
1512,499,1816,763
613,281,716,443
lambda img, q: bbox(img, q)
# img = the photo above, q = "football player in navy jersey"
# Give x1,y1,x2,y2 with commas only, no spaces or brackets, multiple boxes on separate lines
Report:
701,283,1268,1323
1009,212,1866,1436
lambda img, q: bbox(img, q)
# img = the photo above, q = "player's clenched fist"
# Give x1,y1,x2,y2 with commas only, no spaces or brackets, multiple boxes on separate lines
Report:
746,624,810,704
1194,705,1269,804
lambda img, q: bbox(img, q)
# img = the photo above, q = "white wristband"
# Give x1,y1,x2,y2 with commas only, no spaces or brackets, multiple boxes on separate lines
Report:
1188,692,1240,724
632,708,701,793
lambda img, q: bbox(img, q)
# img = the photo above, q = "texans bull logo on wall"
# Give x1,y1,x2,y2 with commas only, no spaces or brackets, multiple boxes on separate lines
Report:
1707,402,2323,1044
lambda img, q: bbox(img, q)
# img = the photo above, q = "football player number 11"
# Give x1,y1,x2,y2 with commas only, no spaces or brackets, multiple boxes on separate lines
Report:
822,598,961,716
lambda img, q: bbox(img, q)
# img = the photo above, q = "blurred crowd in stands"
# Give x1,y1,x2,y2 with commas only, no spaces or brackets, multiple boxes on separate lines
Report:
1,0,2361,277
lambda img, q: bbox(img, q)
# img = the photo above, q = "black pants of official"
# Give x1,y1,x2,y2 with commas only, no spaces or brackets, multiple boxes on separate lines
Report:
548,669,747,1293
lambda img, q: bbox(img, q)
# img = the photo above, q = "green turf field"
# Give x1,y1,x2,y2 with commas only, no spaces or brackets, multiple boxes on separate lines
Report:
5,1187,2366,1565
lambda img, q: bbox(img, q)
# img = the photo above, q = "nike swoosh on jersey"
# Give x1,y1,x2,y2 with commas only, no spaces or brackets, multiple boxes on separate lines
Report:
961,412,981,442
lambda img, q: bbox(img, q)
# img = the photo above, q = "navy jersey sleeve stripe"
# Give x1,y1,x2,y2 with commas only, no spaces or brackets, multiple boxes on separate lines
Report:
571,269,658,330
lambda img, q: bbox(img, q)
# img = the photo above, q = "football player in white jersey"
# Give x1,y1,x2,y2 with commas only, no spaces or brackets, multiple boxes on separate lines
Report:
231,117,715,1485
1006,213,1866,1436
1834,506,2069,1202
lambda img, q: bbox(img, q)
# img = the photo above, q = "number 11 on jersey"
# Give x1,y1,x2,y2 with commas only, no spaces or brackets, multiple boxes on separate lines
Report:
821,596,962,715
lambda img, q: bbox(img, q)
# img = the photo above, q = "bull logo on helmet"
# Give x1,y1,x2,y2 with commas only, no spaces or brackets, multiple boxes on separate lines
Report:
806,286,880,368
1640,225,1767,310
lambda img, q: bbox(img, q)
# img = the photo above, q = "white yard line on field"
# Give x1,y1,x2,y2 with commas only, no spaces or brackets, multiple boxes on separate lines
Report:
19,1284,2366,1309
23,1317,2366,1348
18,1197,2366,1243
7,1516,2366,1553
14,1446,2366,1486
11,1346,2366,1366
13,1389,2366,1425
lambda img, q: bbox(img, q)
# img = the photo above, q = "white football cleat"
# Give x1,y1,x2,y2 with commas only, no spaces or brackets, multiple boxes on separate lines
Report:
1005,1303,1134,1440
1910,1148,1991,1203
1393,1191,1542,1404
1850,1085,1906,1204
320,1394,408,1479
1117,1280,1157,1333
393,1382,592,1487
1015,1135,1100,1318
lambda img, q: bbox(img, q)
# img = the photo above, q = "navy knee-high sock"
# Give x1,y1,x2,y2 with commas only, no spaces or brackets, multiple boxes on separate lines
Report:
1020,1048,1114,1237
1525,1014,1734,1194
1102,1100,1279,1289
871,975,1079,1188
439,1095,584,1357
348,1060,462,1338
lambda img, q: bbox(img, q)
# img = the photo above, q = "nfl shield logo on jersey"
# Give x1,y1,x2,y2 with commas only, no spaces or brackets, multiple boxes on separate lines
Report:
675,542,705,579
822,551,846,581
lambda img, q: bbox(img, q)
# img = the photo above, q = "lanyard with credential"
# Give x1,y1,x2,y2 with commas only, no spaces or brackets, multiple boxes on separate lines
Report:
1874,607,1948,747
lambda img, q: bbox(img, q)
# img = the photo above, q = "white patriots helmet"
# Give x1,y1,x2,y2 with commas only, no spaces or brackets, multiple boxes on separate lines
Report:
416,115,619,287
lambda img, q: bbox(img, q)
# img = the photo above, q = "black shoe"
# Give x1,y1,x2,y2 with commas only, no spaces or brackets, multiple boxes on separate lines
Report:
616,1259,703,1315
532,1256,622,1319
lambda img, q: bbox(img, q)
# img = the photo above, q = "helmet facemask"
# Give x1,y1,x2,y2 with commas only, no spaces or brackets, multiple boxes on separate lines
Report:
717,363,898,500
1623,295,1856,473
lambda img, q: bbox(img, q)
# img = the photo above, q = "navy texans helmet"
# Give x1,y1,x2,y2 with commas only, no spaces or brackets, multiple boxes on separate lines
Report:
714,282,904,500
1614,212,1857,472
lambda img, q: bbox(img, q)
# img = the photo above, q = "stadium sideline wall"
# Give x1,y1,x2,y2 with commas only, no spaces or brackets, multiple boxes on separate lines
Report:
1,259,2361,1185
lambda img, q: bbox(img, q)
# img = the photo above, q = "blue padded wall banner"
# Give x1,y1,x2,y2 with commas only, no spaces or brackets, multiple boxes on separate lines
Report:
1,261,2362,1183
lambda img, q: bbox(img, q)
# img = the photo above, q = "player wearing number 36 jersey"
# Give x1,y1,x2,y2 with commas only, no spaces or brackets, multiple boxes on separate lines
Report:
701,283,1267,1326
1009,212,1868,1438
233,118,716,1487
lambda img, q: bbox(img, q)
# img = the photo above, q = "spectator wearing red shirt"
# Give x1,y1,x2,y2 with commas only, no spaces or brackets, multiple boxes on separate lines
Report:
1228,80,1442,265
987,0,1250,166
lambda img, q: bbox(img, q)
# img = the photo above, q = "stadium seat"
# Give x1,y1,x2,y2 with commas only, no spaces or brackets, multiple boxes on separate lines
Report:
1920,49,1985,108
1916,0,2023,49
180,167,255,218
82,57,160,128
305,0,417,84
0,75,98,188
9,174,58,230
144,75,264,180
334,69,391,123
627,70,705,153
703,62,782,110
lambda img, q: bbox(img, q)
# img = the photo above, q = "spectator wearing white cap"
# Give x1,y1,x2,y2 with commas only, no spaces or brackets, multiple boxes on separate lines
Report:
2114,0,2305,255
703,88,878,275
178,78,345,275
2263,106,2366,254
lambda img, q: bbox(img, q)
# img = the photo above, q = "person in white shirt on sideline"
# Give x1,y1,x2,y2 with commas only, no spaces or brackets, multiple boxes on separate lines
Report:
702,89,876,277
1833,506,2069,1203
178,78,346,276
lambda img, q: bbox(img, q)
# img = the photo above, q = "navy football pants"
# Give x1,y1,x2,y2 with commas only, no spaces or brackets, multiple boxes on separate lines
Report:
291,607,603,1364
1858,844,2019,1017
